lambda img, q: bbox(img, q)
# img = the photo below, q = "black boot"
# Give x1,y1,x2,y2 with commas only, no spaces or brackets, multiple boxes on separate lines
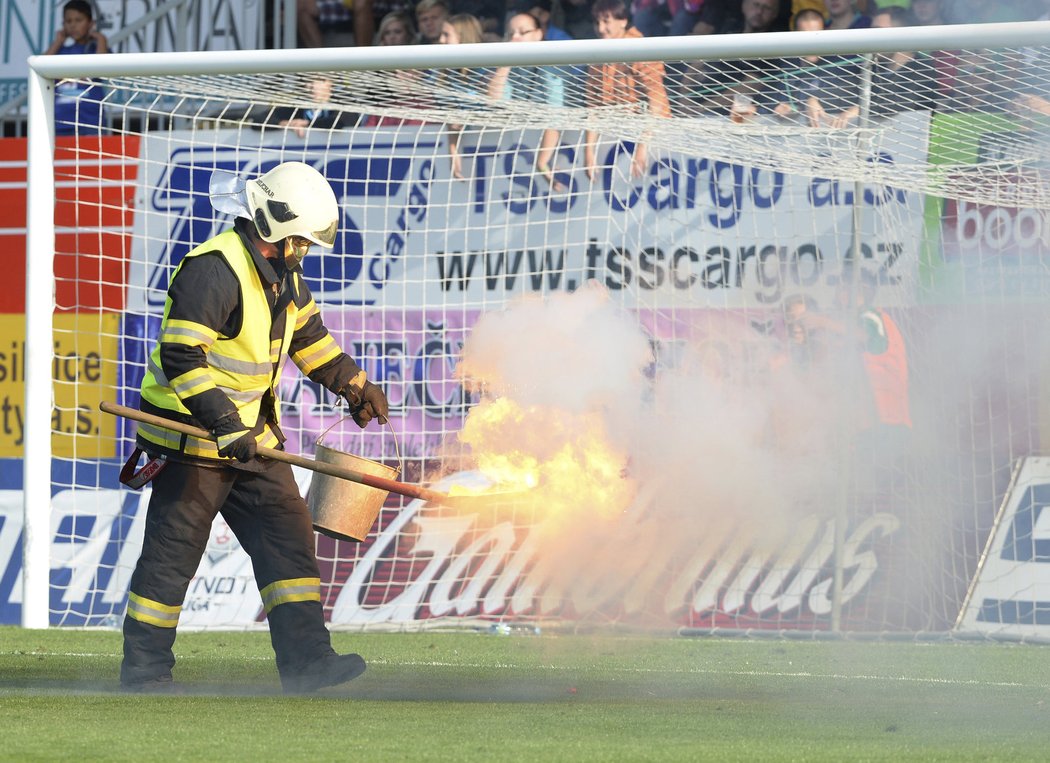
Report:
281,653,367,694
120,613,178,690
120,674,181,694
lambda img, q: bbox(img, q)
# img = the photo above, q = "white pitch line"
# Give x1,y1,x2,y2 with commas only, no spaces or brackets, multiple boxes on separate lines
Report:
0,650,271,662
1,652,1034,689
365,658,1032,688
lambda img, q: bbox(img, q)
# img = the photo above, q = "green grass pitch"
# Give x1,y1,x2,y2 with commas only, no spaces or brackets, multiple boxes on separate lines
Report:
2,626,1050,761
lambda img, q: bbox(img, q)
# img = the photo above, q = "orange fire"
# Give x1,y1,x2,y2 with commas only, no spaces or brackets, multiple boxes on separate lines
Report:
450,397,636,522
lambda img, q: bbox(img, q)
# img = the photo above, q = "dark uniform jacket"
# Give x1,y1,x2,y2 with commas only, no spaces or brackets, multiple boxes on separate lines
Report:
138,218,364,466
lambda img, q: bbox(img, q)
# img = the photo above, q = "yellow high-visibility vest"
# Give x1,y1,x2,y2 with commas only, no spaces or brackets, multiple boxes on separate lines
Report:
138,229,295,459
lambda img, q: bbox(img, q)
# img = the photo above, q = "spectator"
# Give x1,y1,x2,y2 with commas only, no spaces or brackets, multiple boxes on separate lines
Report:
901,0,963,104
517,0,588,107
846,285,926,633
376,9,418,43
297,0,375,47
632,0,722,38
765,294,847,458
675,0,783,119
260,76,359,137
1012,1,1050,116
451,0,505,40
45,0,108,136
824,0,869,29
773,294,824,370
487,14,559,96
630,0,668,36
792,5,878,130
773,277,922,628
790,0,826,26
803,55,863,128
416,0,451,43
850,274,912,444
642,0,734,35
833,271,915,561
438,12,484,45
790,4,825,31
362,12,427,126
717,0,787,33
910,0,946,25
488,12,567,189
521,0,593,109
944,0,1031,24
584,0,671,180
562,0,599,39
372,0,416,31
769,8,827,120
438,13,486,179
867,5,942,118
774,275,911,459
792,0,880,25
515,0,573,40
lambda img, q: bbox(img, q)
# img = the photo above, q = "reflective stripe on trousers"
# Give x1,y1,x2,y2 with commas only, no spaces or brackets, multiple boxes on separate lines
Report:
120,458,333,685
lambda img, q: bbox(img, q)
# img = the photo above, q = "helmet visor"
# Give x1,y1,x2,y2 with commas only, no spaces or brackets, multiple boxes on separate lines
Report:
310,218,338,248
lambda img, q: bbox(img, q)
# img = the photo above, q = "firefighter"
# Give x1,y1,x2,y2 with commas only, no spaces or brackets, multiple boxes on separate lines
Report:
119,161,389,693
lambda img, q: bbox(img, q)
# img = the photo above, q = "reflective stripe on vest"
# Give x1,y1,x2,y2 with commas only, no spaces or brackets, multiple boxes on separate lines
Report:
139,229,299,459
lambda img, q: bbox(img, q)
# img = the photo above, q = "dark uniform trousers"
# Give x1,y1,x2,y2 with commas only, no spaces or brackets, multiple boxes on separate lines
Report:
120,458,334,685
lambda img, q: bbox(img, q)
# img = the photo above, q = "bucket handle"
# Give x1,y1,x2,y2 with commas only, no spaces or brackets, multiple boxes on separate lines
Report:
315,415,403,478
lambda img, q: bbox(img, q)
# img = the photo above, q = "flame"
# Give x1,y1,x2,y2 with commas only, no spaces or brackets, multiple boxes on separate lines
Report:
446,456,540,496
452,397,635,521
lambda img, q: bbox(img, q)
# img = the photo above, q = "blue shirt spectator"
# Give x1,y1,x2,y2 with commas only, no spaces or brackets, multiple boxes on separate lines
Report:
514,0,573,40
45,0,108,136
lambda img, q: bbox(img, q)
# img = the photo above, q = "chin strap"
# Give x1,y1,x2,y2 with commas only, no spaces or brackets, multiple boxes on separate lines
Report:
283,237,310,268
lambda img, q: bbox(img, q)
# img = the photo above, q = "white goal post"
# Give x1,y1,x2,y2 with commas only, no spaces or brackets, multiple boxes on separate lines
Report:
19,21,1050,637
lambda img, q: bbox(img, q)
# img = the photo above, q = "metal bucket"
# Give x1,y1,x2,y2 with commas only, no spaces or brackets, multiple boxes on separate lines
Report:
308,420,401,542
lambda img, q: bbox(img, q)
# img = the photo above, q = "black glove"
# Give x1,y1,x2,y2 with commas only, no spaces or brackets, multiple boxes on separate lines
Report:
342,380,389,428
211,413,258,462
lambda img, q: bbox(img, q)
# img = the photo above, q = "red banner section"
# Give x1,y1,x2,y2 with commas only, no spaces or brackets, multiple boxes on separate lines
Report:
0,136,140,313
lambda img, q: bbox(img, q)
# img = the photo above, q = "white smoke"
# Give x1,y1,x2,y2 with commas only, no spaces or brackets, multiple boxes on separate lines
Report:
451,282,869,627
457,282,652,411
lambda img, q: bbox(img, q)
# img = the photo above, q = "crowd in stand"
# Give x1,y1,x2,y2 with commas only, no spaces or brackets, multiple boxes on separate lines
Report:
297,0,1043,48
290,0,1049,126
50,0,1048,138
264,0,1050,182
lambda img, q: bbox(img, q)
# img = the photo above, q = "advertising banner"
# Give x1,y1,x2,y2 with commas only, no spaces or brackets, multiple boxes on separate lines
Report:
0,2,258,107
2,114,934,628
0,467,903,630
94,0,258,53
273,309,475,462
0,313,120,458
956,457,1050,641
924,113,1050,301
0,136,140,315
0,0,49,104
128,114,929,314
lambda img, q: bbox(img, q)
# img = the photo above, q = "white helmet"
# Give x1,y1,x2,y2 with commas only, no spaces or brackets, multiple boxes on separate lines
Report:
246,161,338,248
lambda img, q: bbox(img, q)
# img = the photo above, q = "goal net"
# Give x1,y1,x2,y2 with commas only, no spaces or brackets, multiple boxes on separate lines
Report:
16,22,1050,638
